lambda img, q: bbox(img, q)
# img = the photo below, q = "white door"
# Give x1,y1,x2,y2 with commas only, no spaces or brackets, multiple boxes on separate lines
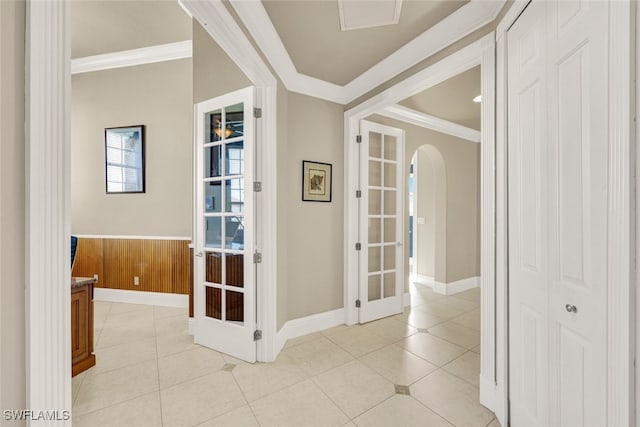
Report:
508,1,608,426
194,87,257,363
358,120,404,323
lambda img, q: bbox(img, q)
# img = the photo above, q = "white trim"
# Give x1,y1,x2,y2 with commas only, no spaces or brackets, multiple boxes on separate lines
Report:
229,0,504,104
74,234,191,241
275,308,346,356
404,292,411,307
25,0,71,422
71,40,192,75
380,104,481,143
94,288,188,308
413,275,480,296
188,318,194,335
496,0,530,40
182,0,279,362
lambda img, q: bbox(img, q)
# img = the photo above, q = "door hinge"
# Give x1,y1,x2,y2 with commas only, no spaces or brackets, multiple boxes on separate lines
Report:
253,329,262,341
356,135,362,143
355,242,361,251
253,107,262,118
253,181,262,192
253,252,262,264
355,299,361,308
356,190,362,198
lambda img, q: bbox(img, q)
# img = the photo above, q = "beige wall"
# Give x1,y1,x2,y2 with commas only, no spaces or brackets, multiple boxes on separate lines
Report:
71,59,193,237
368,115,480,285
0,0,26,417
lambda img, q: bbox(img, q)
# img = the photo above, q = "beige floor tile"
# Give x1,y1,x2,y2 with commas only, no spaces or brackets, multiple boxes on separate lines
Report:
411,370,494,427
96,321,156,350
360,344,437,386
93,302,111,330
353,394,453,427
154,305,188,320
73,359,159,416
397,309,447,329
72,371,87,405
487,417,502,427
428,321,480,349
283,332,323,349
284,336,353,376
158,346,226,389
363,317,418,342
161,371,246,427
155,314,190,337
400,333,466,367
250,380,348,427
108,302,154,315
451,308,481,331
313,360,394,419
73,391,161,427
323,325,393,357
451,288,481,303
410,283,446,301
104,307,155,328
413,301,468,321
443,351,480,387
90,337,157,376
342,423,357,427
437,295,479,312
232,352,307,402
471,345,481,354
157,332,201,358
197,405,259,427
222,353,246,365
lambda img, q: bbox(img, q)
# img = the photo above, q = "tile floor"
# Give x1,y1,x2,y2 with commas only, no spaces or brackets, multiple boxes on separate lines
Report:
72,283,500,427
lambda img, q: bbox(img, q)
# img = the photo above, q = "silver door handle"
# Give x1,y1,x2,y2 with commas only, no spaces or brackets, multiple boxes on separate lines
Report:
397,242,403,247
565,304,577,313
195,252,203,258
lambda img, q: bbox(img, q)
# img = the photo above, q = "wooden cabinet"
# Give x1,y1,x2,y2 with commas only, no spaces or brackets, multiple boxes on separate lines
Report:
71,279,96,376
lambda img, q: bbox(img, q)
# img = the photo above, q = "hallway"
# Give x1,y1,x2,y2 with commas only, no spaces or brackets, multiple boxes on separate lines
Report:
72,284,498,427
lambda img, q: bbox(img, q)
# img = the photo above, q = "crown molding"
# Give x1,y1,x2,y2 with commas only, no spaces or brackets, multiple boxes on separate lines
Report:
229,0,505,104
71,40,192,75
380,104,481,143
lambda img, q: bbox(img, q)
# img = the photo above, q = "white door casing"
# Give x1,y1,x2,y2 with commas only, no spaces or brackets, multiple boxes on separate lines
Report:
358,120,405,323
508,1,609,425
194,87,257,363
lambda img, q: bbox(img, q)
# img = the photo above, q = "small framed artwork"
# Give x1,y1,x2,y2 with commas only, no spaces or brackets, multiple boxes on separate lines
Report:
105,125,145,194
302,160,332,202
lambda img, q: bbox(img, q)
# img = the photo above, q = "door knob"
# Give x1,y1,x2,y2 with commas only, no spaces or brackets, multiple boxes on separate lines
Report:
195,252,203,258
565,304,577,313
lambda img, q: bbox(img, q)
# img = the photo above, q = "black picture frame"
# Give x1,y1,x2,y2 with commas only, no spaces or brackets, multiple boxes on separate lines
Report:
105,125,145,194
302,160,332,202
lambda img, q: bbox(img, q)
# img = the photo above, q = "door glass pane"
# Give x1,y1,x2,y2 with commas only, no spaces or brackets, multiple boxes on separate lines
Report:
205,217,223,249
205,286,222,319
225,103,244,139
208,109,222,142
383,272,396,297
383,246,396,271
205,146,223,178
384,191,396,215
384,218,396,243
225,216,244,250
368,274,381,301
225,290,244,324
205,252,222,284
368,190,381,215
369,161,381,187
384,163,396,187
368,247,381,272
226,254,244,288
368,218,381,243
369,132,382,158
384,135,397,161
225,141,244,176
225,179,244,213
205,182,222,213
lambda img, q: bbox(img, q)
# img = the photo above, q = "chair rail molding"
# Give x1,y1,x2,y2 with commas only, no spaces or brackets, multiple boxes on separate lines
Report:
25,0,72,423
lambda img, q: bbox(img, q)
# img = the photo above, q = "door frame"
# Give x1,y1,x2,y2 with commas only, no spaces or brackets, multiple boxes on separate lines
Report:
496,1,636,425
344,31,500,420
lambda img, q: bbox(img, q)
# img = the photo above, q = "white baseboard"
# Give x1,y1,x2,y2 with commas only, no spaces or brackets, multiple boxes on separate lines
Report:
94,288,188,308
412,275,480,296
479,374,501,422
274,308,346,358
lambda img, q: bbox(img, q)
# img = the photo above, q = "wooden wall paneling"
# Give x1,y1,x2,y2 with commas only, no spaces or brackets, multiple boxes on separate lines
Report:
189,247,194,318
171,240,190,294
71,238,104,287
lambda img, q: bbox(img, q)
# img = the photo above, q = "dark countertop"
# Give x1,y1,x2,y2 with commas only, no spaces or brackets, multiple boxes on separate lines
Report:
71,277,97,289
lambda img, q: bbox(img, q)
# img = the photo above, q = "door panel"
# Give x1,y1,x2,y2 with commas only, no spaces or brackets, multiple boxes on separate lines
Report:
195,87,256,362
359,121,404,323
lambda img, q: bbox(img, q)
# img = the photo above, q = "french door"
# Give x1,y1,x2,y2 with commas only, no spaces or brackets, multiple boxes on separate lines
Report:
358,121,404,323
508,1,608,425
194,87,257,362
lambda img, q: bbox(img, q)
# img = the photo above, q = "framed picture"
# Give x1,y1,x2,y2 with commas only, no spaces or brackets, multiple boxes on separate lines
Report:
105,125,145,194
302,160,332,202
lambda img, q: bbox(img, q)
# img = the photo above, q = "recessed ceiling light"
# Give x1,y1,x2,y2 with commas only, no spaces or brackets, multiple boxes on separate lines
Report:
473,95,482,103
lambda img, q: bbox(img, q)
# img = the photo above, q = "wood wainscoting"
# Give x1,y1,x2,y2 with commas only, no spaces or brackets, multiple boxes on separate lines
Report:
72,237,191,295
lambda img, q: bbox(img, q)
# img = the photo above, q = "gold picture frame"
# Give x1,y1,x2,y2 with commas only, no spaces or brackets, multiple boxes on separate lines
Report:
302,160,332,202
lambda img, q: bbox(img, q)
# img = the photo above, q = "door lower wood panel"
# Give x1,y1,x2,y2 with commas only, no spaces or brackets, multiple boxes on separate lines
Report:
72,237,191,294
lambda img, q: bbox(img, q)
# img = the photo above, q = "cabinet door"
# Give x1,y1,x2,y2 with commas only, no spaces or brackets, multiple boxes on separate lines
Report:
71,288,89,362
